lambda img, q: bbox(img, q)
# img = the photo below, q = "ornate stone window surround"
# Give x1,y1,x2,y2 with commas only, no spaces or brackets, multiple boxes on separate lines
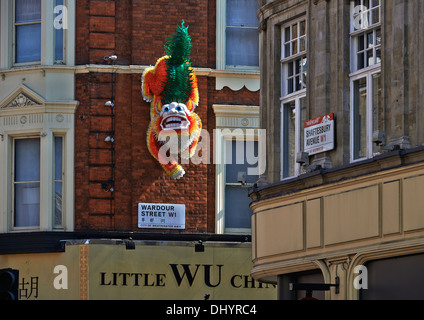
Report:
213,104,260,234
0,84,78,232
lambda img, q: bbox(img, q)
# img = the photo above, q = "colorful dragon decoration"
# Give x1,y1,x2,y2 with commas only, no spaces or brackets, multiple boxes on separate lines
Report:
142,21,202,180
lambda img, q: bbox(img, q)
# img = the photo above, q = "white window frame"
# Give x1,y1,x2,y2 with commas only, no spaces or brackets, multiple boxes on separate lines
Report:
6,132,69,232
349,68,381,162
216,0,259,71
0,0,74,69
12,0,44,67
350,0,381,73
281,17,307,97
280,16,307,181
53,134,65,229
280,91,306,180
219,131,258,235
213,104,260,235
12,135,41,230
349,0,381,163
0,85,76,233
53,0,66,65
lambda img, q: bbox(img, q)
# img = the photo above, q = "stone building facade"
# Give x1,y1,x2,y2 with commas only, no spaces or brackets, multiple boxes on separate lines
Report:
251,0,424,300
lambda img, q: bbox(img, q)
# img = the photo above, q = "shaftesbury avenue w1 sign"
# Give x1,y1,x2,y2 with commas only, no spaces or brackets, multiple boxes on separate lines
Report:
138,203,185,229
304,113,335,156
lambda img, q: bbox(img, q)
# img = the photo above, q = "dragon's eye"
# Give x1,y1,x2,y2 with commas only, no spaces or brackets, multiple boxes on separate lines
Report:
176,106,183,112
163,106,170,112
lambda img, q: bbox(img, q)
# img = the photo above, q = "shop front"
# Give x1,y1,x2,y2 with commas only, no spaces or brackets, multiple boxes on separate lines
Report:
250,149,424,300
0,239,276,300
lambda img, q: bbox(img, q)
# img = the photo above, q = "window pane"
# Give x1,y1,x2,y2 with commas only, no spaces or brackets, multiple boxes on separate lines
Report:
299,20,306,36
225,140,258,231
16,24,41,63
372,73,382,155
55,27,64,61
301,57,307,89
14,138,40,228
226,0,258,27
225,187,252,229
353,77,368,160
371,8,380,25
55,0,64,61
15,138,40,182
282,20,307,97
367,32,373,48
376,48,381,64
300,36,306,52
15,0,41,23
295,76,302,92
55,182,63,227
376,29,381,46
300,97,307,153
54,136,63,227
285,43,291,58
287,76,294,95
282,101,296,178
358,34,365,51
364,0,370,9
55,137,63,181
288,61,294,77
226,28,259,67
357,52,365,70
292,39,298,55
367,49,374,67
14,183,40,227
292,23,298,41
285,27,291,43
225,140,259,184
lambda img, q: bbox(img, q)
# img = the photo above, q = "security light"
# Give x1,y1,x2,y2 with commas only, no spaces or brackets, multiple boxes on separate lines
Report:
195,240,205,252
101,178,114,193
105,136,114,143
104,55,118,61
296,152,310,165
237,172,247,185
105,101,114,108
125,238,135,250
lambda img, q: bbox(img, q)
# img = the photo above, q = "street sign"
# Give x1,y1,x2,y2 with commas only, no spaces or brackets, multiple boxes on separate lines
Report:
304,113,335,156
138,203,185,229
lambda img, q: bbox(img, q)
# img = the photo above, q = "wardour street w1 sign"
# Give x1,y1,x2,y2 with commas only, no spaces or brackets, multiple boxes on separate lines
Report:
304,113,335,156
138,203,185,229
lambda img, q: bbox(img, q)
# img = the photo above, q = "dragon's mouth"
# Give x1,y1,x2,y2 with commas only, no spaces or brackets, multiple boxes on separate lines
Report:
161,116,189,130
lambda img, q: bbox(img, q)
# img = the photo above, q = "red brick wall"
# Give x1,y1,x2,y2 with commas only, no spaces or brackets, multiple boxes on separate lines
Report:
74,0,260,233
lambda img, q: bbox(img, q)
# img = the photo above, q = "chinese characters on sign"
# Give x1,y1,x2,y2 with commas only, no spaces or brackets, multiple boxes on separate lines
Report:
138,203,185,229
19,276,39,300
304,113,335,156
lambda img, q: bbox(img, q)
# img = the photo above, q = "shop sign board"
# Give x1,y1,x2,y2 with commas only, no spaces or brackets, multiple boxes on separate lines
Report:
304,113,335,156
0,242,277,300
138,203,185,229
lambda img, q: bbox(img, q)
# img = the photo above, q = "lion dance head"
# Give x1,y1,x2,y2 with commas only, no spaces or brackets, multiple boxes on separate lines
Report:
142,21,202,179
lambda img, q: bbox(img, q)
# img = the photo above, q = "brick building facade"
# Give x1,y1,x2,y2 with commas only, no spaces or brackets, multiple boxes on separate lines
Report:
73,0,260,233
